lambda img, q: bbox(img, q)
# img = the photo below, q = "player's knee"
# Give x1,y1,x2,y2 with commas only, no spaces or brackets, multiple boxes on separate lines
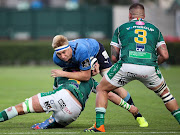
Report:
96,85,103,93
154,82,175,104
22,97,35,113
107,92,114,99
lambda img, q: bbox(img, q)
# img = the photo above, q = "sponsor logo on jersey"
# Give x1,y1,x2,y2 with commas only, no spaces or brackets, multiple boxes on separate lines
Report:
58,99,66,109
136,21,145,25
129,51,151,59
70,82,79,89
127,72,148,78
81,58,90,68
127,72,136,77
136,44,145,52
126,26,154,31
104,59,109,63
58,99,72,114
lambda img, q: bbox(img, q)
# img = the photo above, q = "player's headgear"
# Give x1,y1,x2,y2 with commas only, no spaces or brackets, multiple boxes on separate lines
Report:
55,45,70,52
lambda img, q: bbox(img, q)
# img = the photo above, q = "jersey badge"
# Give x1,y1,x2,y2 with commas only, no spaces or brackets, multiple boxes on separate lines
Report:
81,58,90,68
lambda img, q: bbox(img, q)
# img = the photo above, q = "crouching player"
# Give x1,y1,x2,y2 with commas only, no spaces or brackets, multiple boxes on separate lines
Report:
0,76,138,129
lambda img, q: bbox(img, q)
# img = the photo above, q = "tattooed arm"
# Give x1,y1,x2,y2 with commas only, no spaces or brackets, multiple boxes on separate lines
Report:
111,46,120,63
157,44,169,65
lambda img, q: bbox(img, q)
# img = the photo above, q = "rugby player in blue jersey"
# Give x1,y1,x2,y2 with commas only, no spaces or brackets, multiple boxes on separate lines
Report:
38,35,148,128
0,35,147,129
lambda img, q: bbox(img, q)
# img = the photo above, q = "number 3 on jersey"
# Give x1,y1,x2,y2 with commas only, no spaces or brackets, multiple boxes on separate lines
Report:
134,29,147,44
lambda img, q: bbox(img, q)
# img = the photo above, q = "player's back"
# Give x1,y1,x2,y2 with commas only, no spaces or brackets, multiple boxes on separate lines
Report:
69,38,99,58
117,18,164,66
55,77,97,111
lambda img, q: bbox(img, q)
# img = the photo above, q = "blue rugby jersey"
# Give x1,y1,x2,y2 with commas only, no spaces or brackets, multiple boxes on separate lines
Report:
53,38,99,70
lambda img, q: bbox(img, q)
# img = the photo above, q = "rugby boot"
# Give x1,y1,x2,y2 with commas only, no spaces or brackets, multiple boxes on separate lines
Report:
84,123,105,132
136,117,148,127
31,116,60,129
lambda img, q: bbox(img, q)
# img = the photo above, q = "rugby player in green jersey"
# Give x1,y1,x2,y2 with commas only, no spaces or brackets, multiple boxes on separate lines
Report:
0,76,138,129
85,3,180,132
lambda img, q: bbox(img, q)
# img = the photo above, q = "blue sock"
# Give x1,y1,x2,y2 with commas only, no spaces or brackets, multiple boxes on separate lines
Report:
123,92,142,119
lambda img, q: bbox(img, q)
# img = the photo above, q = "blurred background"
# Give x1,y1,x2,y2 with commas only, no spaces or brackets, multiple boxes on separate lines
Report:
0,0,180,65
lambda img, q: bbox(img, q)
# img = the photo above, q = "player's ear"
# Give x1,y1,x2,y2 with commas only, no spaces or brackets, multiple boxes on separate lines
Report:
129,13,132,20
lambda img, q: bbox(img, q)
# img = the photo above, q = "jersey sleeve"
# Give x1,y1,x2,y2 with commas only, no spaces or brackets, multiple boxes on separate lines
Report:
156,31,166,48
91,78,99,93
110,27,122,48
53,77,58,90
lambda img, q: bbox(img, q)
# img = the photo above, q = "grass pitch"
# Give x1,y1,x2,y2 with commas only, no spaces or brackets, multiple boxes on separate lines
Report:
0,65,179,135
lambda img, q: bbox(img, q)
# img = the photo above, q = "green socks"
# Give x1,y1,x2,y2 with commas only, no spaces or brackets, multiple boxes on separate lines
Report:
171,108,180,124
0,106,18,122
95,107,106,128
0,111,8,122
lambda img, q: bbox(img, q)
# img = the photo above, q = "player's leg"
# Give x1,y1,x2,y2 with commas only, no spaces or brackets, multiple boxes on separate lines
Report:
107,91,139,115
84,76,117,132
141,66,180,124
101,66,148,127
150,81,180,124
0,95,44,122
97,46,145,120
113,87,148,127
85,62,129,132
32,89,82,129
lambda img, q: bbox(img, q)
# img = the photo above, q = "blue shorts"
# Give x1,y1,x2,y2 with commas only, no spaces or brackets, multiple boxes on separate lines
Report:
96,42,112,70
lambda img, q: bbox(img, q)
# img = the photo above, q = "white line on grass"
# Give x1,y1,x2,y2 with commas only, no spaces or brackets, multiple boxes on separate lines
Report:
0,132,180,134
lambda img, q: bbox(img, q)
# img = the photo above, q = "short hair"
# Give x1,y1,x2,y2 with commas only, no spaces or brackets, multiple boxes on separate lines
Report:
129,3,144,11
52,35,69,49
129,3,145,17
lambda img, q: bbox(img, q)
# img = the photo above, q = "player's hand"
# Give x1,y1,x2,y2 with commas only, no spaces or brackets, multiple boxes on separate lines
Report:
128,105,139,116
51,69,65,78
91,62,100,76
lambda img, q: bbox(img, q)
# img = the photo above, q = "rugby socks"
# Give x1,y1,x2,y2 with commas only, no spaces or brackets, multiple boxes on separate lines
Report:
123,92,142,119
119,99,131,110
0,106,18,122
171,108,180,124
95,107,106,128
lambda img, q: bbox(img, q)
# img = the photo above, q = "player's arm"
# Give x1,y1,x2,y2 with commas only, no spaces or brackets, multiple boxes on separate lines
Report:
51,69,91,81
110,27,121,63
111,45,120,63
91,62,100,76
157,32,169,65
157,44,169,65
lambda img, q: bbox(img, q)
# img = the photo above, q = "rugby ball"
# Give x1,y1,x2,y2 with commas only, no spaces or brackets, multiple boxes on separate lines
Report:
90,57,98,70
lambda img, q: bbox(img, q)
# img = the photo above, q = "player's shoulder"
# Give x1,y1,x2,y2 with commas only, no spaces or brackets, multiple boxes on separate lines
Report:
72,43,89,61
53,52,59,61
143,20,161,31
115,21,132,32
